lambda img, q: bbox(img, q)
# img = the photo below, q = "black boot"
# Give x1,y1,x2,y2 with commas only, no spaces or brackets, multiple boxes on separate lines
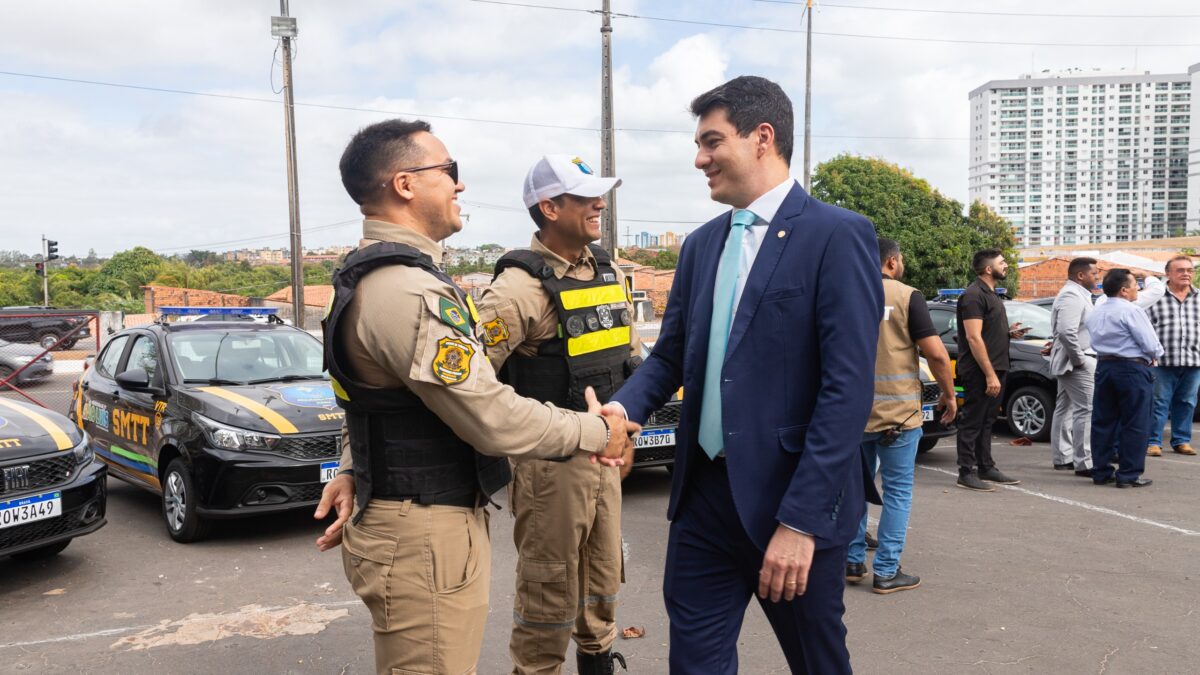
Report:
577,649,628,675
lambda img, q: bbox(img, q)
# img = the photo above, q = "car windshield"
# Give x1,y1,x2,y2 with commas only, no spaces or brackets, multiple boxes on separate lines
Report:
1004,301,1052,340
168,330,326,384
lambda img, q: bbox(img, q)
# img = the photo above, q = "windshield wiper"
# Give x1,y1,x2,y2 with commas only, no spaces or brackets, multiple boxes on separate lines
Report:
200,377,247,386
244,374,326,385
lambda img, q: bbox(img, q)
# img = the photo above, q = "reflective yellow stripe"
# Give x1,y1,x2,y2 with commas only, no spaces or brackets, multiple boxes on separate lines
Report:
0,398,73,450
196,387,299,434
465,295,480,323
330,377,351,402
567,326,631,357
560,284,626,310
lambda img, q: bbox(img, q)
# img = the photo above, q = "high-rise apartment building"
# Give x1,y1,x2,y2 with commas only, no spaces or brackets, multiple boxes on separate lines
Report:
969,65,1198,246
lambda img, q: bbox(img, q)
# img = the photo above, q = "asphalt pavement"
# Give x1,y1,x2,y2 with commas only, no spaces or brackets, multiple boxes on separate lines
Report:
2,430,1198,674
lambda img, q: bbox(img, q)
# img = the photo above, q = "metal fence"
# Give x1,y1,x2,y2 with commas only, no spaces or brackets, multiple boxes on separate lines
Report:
0,312,105,417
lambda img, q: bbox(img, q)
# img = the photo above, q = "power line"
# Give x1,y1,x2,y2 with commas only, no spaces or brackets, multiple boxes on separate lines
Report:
751,0,1200,20
153,218,359,253
0,70,969,141
469,0,1200,48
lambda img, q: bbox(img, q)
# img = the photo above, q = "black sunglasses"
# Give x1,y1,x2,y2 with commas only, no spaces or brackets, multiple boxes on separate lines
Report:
383,160,458,187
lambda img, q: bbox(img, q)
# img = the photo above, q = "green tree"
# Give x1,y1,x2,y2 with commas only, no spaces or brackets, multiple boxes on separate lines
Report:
98,247,165,297
966,200,1020,296
812,155,1019,297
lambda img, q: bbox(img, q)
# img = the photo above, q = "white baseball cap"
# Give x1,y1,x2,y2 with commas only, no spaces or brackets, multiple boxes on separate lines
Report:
521,154,622,208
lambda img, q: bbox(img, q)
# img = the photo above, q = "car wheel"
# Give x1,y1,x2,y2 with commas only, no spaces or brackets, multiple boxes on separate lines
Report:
60,339,77,350
0,365,13,390
1006,386,1053,442
10,539,71,560
917,437,938,454
162,458,211,543
37,333,60,351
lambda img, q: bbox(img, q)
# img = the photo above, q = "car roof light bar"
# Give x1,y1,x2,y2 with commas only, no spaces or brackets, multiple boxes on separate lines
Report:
159,307,277,316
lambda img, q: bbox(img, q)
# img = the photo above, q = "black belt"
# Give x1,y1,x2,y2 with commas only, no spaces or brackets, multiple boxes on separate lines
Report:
374,490,478,508
1098,355,1151,367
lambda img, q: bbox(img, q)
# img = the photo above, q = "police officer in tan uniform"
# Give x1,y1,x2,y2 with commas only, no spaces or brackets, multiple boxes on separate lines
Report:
313,120,634,675
478,155,640,675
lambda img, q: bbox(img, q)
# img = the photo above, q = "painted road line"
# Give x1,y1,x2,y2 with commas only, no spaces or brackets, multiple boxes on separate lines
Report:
917,464,1200,536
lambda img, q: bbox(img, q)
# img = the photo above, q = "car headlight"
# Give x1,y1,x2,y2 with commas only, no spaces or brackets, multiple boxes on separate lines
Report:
73,432,94,466
193,413,281,451
14,355,34,364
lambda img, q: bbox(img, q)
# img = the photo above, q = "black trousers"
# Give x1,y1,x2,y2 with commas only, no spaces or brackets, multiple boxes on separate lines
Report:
1091,359,1153,484
956,368,1007,472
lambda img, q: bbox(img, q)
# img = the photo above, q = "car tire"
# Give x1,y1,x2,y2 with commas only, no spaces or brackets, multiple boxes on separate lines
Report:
10,539,71,560
162,458,211,543
0,365,13,390
60,339,77,350
1006,385,1053,442
917,437,939,454
37,332,60,351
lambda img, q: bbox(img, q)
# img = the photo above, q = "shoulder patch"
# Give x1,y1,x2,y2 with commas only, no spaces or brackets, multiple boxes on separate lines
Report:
438,297,471,336
482,317,509,347
432,337,475,385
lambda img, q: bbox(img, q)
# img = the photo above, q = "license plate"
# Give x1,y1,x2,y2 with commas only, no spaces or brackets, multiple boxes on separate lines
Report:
635,429,676,448
922,405,935,422
320,461,339,483
0,490,62,530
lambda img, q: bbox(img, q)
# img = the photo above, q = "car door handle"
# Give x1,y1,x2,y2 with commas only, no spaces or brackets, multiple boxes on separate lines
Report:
112,389,120,399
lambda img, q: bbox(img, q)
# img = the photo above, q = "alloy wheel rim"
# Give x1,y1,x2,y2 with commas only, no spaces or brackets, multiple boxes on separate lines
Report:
1013,395,1045,435
165,471,186,531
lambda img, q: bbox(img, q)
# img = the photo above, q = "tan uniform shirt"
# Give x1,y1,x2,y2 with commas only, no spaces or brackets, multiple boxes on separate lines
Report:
336,220,608,471
477,234,641,370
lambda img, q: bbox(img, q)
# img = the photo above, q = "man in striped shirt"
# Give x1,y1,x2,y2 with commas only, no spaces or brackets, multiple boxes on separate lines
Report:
1145,255,1200,458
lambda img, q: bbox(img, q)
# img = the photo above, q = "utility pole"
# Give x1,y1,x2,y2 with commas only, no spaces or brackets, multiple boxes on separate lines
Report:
272,2,304,328
803,0,813,191
599,0,619,257
41,236,49,307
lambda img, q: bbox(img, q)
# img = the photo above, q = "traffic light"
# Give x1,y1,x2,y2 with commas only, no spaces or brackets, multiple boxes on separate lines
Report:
35,262,45,277
46,240,59,261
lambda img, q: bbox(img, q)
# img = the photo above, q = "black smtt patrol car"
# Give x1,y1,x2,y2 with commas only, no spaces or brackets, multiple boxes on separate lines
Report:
0,398,106,559
70,308,343,542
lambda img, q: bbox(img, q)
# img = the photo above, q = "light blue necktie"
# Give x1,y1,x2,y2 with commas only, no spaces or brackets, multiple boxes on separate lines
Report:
698,208,756,459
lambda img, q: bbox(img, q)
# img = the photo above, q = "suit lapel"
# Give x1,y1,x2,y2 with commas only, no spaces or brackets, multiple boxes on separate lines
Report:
725,184,808,360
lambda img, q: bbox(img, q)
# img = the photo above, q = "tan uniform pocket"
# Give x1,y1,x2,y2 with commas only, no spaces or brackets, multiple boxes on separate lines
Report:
515,558,572,625
429,510,484,595
342,521,397,630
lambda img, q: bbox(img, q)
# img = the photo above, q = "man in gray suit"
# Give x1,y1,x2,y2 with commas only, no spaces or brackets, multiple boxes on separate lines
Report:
1049,257,1101,476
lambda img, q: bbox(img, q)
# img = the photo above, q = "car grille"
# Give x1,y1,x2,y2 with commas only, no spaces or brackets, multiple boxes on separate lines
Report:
635,446,675,465
289,484,326,502
0,508,83,551
922,383,941,404
272,434,339,460
0,454,76,498
646,402,681,427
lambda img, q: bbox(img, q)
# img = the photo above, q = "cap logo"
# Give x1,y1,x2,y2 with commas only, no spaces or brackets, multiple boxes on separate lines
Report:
572,157,594,175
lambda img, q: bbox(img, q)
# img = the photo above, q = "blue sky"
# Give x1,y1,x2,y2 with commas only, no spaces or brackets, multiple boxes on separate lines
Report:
2,0,1198,257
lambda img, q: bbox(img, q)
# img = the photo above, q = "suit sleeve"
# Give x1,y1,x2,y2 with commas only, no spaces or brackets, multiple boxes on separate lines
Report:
611,236,695,423
775,214,883,541
1055,294,1087,367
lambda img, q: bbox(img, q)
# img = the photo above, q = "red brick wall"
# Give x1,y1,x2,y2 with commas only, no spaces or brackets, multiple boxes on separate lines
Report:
142,285,251,313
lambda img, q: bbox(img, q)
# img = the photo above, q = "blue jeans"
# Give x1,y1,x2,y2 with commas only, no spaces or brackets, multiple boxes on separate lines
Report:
1148,366,1200,447
848,427,921,579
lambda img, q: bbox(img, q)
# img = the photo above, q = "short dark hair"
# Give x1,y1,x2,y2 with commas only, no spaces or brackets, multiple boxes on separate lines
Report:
1102,268,1134,297
878,238,901,266
690,76,794,166
339,119,432,206
1067,257,1097,279
1166,254,1194,273
527,195,567,230
972,248,1004,276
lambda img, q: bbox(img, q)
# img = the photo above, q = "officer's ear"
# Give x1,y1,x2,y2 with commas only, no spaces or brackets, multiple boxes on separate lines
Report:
538,198,559,224
385,172,418,202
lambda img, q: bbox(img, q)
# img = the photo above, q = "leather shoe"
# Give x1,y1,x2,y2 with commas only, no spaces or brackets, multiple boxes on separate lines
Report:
1094,476,1116,485
1074,468,1094,477
1173,444,1196,456
1116,478,1153,488
978,466,1020,485
1147,445,1162,457
1053,462,1074,470
873,569,921,594
846,563,868,583
957,471,995,492
865,531,879,550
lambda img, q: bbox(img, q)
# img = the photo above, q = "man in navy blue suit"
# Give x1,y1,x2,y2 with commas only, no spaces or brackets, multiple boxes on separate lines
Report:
607,76,883,673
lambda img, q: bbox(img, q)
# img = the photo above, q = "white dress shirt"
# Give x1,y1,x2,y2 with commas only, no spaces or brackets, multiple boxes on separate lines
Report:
715,177,798,318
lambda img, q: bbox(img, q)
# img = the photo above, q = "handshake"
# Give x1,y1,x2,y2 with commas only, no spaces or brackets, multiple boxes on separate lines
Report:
583,386,642,469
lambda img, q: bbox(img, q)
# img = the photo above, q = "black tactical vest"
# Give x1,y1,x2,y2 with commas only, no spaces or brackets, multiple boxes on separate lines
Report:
491,244,640,414
322,242,511,521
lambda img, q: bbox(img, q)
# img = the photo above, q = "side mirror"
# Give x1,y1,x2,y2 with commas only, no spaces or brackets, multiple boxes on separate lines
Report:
116,368,151,390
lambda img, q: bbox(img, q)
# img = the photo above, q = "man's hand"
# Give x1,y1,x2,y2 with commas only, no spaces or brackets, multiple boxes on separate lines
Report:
937,391,958,426
759,524,815,602
583,387,640,468
314,473,355,552
985,373,1002,398
1009,322,1029,339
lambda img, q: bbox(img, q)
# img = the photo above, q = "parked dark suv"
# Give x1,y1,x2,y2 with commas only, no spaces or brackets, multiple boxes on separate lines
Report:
928,298,1056,441
0,306,93,351
70,308,342,542
1,398,107,559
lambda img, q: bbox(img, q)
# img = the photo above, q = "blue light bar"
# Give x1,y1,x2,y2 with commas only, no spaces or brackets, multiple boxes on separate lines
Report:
159,306,277,316
937,289,965,297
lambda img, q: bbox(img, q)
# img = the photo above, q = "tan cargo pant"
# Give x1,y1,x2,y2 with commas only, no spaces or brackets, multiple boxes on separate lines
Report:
342,498,491,675
509,454,622,675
